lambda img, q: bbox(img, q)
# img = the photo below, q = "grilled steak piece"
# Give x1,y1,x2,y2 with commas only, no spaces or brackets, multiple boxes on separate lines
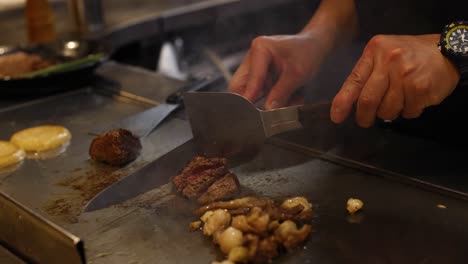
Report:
89,128,142,166
181,166,228,199
173,156,227,192
197,172,240,204
173,156,240,203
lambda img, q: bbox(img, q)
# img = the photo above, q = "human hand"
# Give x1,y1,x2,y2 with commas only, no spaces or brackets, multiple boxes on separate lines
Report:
228,33,328,110
330,34,461,127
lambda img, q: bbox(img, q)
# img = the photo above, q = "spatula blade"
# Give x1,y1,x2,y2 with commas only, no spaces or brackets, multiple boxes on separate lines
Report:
184,92,266,159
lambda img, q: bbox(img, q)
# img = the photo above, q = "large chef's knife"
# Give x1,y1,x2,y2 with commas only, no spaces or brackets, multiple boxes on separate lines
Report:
89,76,222,137
84,139,198,212
84,92,329,212
183,92,331,159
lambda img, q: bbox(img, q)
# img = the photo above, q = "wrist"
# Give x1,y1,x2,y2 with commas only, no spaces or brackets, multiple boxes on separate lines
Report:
300,0,357,47
299,27,335,53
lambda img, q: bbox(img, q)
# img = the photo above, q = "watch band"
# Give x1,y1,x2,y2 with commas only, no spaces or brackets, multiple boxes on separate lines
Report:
439,21,468,87
459,64,468,87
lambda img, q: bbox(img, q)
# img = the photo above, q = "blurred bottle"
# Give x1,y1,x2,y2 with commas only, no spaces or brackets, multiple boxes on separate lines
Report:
25,0,57,44
67,0,105,38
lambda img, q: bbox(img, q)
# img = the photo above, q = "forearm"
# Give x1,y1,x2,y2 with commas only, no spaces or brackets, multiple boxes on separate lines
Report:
300,0,358,50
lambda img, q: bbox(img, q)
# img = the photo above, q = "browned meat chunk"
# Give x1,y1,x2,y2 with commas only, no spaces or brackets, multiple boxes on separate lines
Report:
197,172,240,204
179,156,227,176
181,166,228,199
172,156,240,204
173,156,227,192
0,51,54,78
89,128,141,166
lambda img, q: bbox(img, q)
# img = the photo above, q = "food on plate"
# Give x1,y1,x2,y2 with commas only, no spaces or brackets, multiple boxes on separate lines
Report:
0,51,55,78
89,128,141,167
191,196,313,264
173,156,240,204
346,198,364,214
11,125,71,152
0,141,25,169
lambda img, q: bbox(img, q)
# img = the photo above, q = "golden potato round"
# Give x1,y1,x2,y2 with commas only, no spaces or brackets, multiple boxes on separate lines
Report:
0,141,25,168
11,125,71,152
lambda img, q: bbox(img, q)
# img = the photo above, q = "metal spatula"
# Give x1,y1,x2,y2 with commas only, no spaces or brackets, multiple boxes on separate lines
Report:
183,92,331,159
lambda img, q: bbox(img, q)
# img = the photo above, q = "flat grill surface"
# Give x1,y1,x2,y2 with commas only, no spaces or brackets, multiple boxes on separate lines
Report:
67,140,468,263
0,64,467,263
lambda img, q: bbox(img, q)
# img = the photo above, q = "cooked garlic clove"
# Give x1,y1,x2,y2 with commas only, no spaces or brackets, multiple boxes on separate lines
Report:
346,198,364,214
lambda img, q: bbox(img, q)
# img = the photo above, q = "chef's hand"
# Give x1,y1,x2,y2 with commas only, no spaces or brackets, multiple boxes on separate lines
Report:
330,34,461,127
228,33,328,110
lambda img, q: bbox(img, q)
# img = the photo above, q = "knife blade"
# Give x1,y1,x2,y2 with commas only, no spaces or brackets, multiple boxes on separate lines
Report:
89,75,223,137
84,139,198,212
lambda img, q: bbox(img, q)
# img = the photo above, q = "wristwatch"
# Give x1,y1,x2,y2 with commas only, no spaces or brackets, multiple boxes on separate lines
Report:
438,21,468,86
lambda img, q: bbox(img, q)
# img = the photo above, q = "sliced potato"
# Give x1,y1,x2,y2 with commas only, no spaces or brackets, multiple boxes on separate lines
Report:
11,125,71,152
0,141,25,168
25,141,69,160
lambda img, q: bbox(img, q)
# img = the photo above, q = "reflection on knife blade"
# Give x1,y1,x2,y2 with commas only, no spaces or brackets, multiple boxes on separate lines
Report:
89,76,223,137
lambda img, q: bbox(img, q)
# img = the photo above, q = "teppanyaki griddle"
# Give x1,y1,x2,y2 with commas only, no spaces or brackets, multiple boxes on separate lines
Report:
77,136,468,264
79,92,468,263
1,67,467,263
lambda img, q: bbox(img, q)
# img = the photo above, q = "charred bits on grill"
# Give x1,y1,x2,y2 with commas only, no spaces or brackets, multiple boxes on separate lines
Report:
89,128,142,167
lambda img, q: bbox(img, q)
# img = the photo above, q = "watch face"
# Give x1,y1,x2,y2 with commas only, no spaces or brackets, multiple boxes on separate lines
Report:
445,24,468,54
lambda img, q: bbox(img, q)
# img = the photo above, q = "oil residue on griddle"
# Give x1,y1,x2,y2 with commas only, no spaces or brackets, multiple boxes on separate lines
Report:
44,162,142,222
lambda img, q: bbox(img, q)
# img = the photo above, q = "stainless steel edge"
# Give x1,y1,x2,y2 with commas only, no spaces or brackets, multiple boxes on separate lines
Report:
0,191,85,264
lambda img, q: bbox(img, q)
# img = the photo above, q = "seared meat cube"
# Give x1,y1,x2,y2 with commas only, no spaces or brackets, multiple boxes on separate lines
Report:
181,166,228,199
173,156,227,192
172,156,240,204
89,128,141,166
197,172,240,204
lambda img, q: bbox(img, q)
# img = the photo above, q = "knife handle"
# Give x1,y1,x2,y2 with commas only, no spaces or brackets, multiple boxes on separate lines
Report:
166,75,222,105
261,101,332,137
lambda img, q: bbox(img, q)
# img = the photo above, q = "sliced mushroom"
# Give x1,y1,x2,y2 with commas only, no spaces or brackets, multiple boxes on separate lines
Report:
254,236,279,263
274,220,312,251
232,207,270,236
